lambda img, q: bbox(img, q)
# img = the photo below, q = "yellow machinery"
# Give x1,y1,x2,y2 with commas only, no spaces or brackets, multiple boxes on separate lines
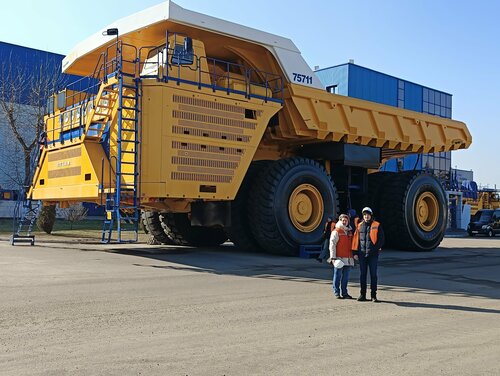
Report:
464,191,500,216
27,1,472,252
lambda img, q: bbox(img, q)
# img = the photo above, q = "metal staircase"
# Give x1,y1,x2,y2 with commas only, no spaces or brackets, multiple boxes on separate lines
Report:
11,145,43,246
11,190,41,246
87,84,119,139
101,74,141,243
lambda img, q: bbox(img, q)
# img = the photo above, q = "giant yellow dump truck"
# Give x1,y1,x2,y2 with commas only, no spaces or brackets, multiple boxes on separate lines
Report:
29,1,471,253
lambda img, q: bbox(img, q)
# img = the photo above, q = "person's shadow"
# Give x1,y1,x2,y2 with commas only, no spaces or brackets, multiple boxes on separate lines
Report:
380,300,500,315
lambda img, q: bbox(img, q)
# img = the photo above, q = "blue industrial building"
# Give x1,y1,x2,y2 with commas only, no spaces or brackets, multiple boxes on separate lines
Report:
0,41,103,216
315,62,453,185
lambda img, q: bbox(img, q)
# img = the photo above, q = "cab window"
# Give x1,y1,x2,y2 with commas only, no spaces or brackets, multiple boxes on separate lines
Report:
171,43,193,65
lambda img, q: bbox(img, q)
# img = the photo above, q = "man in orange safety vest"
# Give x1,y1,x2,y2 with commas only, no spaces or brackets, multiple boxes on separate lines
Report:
352,207,385,302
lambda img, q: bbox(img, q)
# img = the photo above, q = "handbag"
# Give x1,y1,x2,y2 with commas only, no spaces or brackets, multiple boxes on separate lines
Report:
333,259,345,269
327,258,345,268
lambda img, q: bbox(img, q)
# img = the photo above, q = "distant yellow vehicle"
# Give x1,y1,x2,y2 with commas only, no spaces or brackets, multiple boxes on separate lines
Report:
464,190,500,216
28,1,471,253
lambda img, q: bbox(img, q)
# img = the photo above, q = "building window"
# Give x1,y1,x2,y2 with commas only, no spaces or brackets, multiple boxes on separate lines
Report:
397,80,405,108
422,151,452,186
423,88,452,119
326,85,338,94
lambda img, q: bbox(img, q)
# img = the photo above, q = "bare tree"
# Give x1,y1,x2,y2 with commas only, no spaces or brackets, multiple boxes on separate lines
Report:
0,51,64,188
61,203,88,230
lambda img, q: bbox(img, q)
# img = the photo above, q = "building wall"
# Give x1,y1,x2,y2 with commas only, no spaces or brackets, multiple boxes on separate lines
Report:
315,64,349,95
0,42,72,190
452,168,474,186
0,103,38,189
347,64,398,107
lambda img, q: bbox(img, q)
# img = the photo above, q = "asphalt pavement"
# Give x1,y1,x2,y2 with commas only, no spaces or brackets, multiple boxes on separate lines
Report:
0,236,499,375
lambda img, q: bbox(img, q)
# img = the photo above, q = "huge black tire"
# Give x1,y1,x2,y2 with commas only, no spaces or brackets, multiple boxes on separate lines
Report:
140,210,149,234
227,160,272,252
142,211,175,245
379,172,447,251
367,172,396,214
160,213,228,246
248,157,339,256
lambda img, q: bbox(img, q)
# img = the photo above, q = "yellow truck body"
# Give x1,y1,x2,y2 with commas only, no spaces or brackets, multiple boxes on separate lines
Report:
29,1,472,252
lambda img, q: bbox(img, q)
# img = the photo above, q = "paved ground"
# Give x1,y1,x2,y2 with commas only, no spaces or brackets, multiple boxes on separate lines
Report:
0,236,499,376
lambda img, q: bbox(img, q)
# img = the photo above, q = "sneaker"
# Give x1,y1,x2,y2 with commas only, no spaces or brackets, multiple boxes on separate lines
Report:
371,293,379,302
334,294,343,299
357,295,367,301
343,294,353,299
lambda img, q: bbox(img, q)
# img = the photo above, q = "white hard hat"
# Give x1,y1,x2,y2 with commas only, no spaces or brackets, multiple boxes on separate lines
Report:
362,207,373,214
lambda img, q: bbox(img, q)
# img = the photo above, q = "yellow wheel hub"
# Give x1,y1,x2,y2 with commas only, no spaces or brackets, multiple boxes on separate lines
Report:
416,192,439,231
288,184,324,232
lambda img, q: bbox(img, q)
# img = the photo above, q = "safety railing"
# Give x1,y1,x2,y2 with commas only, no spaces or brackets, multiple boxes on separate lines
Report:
44,41,138,147
137,34,284,103
43,36,283,148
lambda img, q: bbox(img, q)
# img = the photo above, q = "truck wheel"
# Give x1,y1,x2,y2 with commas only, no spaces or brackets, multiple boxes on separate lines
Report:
140,210,149,234
248,157,339,256
487,228,494,237
380,172,447,251
227,160,272,252
142,211,175,245
160,213,228,246
367,172,395,215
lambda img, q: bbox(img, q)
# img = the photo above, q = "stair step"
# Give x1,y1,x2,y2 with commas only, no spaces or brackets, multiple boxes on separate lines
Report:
120,106,138,111
118,207,139,211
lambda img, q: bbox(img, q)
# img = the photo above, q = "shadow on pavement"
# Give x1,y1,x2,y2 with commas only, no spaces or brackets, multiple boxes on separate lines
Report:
383,300,500,315
103,240,500,301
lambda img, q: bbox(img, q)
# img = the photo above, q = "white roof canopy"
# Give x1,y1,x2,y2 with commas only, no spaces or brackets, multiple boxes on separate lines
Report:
62,1,322,88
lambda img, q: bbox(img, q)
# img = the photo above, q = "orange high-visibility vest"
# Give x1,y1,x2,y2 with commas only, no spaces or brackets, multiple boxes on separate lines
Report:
352,220,380,251
333,227,353,258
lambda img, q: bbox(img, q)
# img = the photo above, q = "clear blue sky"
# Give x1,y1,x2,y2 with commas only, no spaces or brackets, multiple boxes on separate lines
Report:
2,0,499,187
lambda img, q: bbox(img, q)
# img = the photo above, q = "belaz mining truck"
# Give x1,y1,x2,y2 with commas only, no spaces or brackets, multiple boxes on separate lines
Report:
27,1,471,254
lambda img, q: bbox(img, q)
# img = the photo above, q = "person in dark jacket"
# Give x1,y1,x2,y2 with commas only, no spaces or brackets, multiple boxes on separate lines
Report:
316,216,335,262
352,207,385,302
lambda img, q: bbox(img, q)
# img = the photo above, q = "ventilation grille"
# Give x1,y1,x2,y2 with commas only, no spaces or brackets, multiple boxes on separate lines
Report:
171,172,232,183
172,157,238,169
173,126,250,143
172,141,244,156
171,141,244,184
173,94,244,114
172,110,256,130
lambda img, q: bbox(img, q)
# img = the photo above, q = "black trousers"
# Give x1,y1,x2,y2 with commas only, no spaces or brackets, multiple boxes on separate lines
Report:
359,253,378,295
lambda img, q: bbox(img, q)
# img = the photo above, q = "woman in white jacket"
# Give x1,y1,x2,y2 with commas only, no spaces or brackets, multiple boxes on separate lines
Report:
328,214,355,299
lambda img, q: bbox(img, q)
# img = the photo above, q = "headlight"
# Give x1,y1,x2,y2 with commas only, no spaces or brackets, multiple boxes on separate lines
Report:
482,225,488,230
